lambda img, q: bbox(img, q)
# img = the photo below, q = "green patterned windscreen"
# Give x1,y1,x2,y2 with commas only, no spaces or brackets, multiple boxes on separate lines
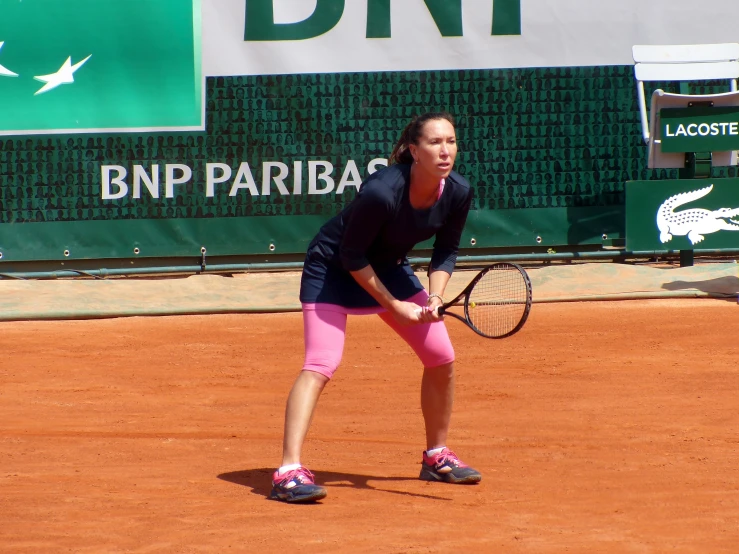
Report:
1,65,737,262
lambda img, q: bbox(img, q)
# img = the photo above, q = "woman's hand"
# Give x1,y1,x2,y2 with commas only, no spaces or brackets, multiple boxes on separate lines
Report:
390,300,424,326
415,293,444,324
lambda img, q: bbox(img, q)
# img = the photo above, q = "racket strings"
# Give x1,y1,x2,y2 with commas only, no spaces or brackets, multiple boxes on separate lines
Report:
467,267,529,337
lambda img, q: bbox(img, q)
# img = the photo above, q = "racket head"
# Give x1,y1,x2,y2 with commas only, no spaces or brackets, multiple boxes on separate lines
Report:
463,263,532,338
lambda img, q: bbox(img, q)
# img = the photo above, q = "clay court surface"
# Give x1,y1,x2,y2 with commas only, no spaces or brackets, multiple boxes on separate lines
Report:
2,299,739,552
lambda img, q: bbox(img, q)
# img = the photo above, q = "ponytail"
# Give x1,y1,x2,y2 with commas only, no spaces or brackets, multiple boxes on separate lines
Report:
388,111,455,165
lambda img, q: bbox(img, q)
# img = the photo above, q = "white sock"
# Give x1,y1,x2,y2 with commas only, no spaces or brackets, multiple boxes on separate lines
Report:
425,446,446,456
278,463,301,475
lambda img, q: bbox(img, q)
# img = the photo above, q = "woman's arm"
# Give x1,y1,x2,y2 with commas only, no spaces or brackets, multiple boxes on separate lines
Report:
421,184,473,322
427,269,451,308
341,180,421,324
429,186,473,274
350,265,421,325
408,268,450,323
339,181,393,273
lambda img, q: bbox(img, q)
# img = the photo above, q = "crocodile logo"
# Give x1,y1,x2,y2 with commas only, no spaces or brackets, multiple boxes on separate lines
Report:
657,184,739,245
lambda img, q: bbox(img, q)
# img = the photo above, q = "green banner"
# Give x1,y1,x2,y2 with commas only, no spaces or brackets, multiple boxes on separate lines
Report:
659,107,739,153
626,178,739,250
0,0,202,135
7,64,734,266
0,206,624,263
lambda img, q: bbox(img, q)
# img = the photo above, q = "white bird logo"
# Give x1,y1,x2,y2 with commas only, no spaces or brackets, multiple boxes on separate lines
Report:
0,41,19,77
33,54,91,95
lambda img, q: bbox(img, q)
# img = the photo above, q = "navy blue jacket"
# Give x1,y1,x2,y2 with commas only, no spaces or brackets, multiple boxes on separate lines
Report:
300,163,473,307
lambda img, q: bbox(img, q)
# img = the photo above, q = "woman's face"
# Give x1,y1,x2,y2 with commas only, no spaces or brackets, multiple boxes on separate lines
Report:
409,119,457,180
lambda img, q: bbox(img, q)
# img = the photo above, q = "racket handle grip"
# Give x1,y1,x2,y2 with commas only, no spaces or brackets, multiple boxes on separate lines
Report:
413,307,441,316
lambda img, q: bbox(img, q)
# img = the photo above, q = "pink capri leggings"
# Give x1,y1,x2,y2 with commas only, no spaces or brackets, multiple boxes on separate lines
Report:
301,291,455,379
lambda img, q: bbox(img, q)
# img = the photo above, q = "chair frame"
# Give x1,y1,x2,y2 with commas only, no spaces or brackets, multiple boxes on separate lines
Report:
633,43,739,146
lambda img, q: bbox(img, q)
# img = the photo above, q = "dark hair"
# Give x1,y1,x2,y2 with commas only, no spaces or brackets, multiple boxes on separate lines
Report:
388,111,455,165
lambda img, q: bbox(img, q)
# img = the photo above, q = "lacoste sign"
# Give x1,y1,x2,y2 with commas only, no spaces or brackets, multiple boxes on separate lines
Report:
659,107,739,154
0,0,203,136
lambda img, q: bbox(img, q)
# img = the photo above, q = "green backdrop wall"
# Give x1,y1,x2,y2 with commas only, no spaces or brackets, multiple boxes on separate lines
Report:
1,66,736,264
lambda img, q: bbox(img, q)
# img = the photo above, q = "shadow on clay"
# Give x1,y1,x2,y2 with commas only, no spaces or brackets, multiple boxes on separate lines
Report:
661,275,739,300
217,468,455,501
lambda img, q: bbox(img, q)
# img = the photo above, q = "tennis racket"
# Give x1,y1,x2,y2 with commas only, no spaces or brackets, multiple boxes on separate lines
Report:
420,263,532,338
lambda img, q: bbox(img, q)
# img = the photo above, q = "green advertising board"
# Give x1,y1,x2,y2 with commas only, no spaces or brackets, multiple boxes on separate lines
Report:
0,0,202,135
626,178,739,251
659,107,739,153
1,62,638,265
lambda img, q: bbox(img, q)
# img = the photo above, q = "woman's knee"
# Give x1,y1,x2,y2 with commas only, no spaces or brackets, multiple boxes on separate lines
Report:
297,368,331,387
424,361,454,378
302,354,342,380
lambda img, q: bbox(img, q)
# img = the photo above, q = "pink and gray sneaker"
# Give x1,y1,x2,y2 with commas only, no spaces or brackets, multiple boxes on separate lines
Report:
269,466,327,503
419,448,482,484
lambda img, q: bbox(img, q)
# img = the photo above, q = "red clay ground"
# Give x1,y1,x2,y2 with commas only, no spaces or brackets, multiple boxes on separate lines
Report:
2,299,739,553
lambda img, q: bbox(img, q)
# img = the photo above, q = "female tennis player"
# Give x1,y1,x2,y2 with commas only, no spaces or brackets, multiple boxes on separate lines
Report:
270,112,481,503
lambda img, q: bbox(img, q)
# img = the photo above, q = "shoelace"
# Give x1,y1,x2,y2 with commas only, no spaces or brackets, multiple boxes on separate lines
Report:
281,466,316,486
435,449,468,468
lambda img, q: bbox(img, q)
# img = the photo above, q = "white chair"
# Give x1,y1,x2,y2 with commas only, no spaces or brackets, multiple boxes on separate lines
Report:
632,43,739,169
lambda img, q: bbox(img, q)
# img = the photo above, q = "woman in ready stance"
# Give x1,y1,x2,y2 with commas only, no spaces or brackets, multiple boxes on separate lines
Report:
270,112,481,503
